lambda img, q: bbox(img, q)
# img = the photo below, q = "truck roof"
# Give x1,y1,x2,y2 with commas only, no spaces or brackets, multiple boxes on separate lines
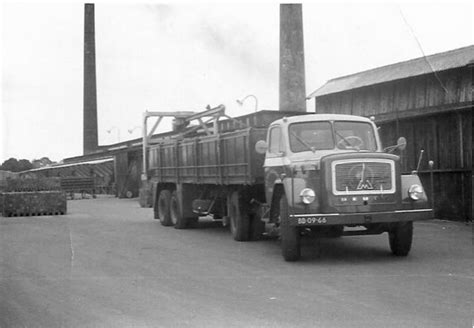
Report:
271,113,373,126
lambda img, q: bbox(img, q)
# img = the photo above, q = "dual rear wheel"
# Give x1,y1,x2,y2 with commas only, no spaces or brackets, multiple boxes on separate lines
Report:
156,190,172,226
228,191,250,241
156,189,197,229
227,191,264,242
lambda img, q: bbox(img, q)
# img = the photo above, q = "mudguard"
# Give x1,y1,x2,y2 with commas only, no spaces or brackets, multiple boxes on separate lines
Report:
401,174,429,206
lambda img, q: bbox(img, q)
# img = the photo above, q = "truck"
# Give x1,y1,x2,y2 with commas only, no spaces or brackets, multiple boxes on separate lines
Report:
141,105,433,261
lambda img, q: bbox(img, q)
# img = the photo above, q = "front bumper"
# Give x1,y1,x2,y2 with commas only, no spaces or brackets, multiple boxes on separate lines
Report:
289,208,433,226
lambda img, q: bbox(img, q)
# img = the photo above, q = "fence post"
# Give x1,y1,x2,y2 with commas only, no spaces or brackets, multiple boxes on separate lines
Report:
429,160,435,218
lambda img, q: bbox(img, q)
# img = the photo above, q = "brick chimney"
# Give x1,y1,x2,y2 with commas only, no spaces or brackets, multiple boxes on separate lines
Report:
83,3,98,154
279,4,306,113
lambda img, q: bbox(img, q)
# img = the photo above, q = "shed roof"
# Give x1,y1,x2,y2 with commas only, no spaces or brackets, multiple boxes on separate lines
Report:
309,45,474,98
25,157,114,173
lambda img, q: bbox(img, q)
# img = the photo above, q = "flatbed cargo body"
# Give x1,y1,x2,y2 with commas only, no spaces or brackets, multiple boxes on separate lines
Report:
148,127,266,185
147,110,301,186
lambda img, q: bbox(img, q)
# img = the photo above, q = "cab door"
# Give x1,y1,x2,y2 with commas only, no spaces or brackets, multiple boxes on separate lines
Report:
264,125,287,204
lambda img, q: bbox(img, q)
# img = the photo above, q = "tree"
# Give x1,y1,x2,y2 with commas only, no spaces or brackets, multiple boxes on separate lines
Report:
1,158,19,172
32,157,54,169
0,158,33,172
18,159,33,171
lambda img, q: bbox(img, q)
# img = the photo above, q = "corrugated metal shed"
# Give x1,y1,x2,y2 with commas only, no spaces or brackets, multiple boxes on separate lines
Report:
309,45,474,98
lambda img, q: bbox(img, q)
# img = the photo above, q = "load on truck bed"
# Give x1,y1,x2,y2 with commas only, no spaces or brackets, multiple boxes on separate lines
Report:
142,105,433,261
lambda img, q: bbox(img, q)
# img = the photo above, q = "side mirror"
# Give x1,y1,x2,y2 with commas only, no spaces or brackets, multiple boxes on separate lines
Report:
255,140,268,154
397,137,407,151
384,136,407,153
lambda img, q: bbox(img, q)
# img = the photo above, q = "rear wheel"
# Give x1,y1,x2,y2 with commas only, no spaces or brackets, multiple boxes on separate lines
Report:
156,190,172,226
171,191,185,229
280,195,301,261
171,191,197,229
389,221,413,256
228,191,250,241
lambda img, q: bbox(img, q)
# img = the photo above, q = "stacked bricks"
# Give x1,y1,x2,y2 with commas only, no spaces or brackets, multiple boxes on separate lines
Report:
60,177,96,199
4,177,61,192
0,178,67,217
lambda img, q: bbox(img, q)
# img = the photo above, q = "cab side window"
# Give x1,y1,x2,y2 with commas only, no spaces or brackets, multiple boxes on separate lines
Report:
268,126,284,154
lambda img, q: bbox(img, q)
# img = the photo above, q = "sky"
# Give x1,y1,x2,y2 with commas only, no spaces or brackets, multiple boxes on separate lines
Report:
1,1,472,163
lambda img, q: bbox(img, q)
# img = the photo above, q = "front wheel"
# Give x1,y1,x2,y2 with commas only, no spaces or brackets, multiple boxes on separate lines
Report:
280,195,301,261
389,221,413,256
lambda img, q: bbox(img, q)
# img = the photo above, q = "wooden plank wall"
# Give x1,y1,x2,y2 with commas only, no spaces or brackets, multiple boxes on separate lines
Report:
378,110,472,221
316,67,472,117
315,67,472,221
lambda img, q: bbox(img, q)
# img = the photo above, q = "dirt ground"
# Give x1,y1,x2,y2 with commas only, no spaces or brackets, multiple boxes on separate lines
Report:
1,197,472,327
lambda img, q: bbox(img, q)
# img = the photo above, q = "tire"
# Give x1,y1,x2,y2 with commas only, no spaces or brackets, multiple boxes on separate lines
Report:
228,191,250,241
389,221,413,256
280,195,301,261
171,191,191,229
156,190,173,226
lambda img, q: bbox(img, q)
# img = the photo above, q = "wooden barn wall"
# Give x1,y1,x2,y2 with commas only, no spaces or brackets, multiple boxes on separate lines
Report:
378,110,472,221
315,67,472,221
316,67,472,116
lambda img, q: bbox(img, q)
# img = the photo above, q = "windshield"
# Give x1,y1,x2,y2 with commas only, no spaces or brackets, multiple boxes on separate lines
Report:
334,121,377,151
288,121,377,153
289,122,334,152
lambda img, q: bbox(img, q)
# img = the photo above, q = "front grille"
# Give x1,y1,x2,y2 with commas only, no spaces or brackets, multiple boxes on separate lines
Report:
332,159,395,195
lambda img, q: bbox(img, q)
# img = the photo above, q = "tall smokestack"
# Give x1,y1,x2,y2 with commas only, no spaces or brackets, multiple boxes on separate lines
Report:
83,3,98,154
279,4,306,113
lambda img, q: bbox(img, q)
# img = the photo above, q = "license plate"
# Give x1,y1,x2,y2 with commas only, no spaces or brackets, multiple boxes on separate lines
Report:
297,217,327,225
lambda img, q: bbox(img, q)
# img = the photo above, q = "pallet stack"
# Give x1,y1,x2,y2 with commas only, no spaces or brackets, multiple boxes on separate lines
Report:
0,178,67,217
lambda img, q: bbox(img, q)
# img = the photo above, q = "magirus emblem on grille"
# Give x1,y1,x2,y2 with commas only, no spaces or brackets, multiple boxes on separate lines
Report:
357,179,374,190
335,160,393,195
351,163,375,190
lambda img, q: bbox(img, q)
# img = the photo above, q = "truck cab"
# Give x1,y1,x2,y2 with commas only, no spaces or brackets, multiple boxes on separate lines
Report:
261,114,432,261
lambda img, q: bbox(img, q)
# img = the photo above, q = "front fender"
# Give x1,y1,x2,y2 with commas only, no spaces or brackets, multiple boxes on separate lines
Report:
282,177,306,206
282,177,320,213
401,174,429,208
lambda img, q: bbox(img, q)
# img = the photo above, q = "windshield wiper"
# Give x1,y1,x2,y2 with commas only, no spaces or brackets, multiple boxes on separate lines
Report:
334,130,360,151
334,130,351,147
289,130,315,153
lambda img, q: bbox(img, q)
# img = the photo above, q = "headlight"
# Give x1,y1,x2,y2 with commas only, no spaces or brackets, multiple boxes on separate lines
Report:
408,184,423,200
300,188,316,204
